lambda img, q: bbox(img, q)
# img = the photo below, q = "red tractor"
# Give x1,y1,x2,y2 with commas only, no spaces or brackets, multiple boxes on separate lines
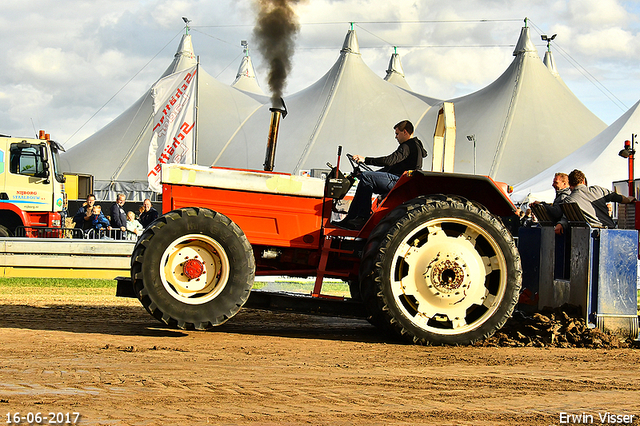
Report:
124,147,522,345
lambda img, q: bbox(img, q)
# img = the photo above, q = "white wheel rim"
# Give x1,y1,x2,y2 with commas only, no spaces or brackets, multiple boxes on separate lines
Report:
389,217,508,335
160,234,230,305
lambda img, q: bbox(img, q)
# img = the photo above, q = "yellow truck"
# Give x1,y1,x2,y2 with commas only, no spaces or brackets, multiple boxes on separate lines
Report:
0,130,66,236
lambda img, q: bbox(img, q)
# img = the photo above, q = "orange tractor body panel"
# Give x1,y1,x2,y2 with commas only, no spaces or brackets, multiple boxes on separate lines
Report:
162,182,328,250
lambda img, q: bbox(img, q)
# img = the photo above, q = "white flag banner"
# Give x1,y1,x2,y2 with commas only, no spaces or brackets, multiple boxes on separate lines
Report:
147,65,198,192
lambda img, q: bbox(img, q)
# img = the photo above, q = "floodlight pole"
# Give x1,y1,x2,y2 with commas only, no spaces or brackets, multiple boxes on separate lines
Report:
628,135,636,198
467,135,477,174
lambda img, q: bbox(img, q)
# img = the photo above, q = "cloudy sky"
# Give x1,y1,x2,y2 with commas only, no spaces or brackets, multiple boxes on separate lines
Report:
1,0,638,149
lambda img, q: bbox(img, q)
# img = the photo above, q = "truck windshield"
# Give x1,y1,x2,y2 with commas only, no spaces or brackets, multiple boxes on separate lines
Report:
50,146,65,183
9,144,48,177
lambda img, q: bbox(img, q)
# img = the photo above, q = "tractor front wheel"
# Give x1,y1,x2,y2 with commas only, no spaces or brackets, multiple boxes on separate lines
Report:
131,208,255,330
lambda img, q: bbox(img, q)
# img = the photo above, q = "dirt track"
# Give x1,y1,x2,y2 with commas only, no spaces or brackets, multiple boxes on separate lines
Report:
1,291,639,426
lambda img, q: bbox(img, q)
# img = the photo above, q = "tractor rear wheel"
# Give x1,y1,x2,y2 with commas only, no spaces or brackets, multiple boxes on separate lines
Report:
360,195,521,345
131,208,255,330
0,225,10,237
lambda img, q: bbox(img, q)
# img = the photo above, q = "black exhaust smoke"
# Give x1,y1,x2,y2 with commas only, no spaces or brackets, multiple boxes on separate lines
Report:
253,0,303,171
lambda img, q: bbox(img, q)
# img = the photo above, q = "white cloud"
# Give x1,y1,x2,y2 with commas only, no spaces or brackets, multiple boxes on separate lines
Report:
1,0,639,143
567,0,630,26
404,46,512,99
575,27,639,58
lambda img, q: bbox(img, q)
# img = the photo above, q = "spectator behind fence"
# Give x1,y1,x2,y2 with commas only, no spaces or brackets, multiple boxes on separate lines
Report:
125,211,144,240
91,205,111,233
73,194,96,232
556,169,636,234
139,199,159,228
110,193,127,237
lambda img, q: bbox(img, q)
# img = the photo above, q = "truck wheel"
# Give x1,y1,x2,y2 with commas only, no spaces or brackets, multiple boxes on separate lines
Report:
0,225,10,237
360,196,521,345
131,208,255,330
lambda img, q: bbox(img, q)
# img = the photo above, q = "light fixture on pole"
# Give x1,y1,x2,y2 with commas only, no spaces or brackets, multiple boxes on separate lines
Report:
541,34,557,51
466,134,477,174
618,134,637,197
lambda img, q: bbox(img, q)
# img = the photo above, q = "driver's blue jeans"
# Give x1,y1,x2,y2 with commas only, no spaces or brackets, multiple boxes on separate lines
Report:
348,171,399,218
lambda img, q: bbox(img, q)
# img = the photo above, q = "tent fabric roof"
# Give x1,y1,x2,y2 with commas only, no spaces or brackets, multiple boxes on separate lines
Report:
511,99,640,203
59,34,198,184
60,34,264,196
384,53,412,91
543,49,572,92
232,53,265,95
412,26,607,185
211,30,435,174
60,26,611,199
543,50,560,78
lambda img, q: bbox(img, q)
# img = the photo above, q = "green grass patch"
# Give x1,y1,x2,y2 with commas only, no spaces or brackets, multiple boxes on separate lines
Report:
0,277,115,288
0,278,351,297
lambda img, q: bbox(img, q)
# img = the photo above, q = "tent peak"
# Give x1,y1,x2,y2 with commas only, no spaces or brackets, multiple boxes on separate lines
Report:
385,50,405,78
383,50,412,90
232,41,264,95
513,26,538,57
341,29,360,55
175,34,195,61
543,50,560,78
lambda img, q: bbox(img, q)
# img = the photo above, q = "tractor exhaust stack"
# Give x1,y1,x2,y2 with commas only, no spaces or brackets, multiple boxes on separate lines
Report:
263,98,287,172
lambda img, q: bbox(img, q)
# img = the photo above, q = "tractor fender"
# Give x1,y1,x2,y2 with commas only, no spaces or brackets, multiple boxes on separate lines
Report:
375,171,516,218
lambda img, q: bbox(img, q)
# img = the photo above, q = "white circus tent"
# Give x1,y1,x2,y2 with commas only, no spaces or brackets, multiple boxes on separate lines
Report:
511,99,640,204
60,24,610,200
231,44,267,98
210,30,437,174
412,25,607,185
59,33,265,201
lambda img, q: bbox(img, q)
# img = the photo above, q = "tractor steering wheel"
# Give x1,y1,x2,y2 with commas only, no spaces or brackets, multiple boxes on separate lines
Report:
346,153,373,174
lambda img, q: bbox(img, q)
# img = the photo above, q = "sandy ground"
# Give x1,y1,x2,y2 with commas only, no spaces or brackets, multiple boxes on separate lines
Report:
1,290,639,426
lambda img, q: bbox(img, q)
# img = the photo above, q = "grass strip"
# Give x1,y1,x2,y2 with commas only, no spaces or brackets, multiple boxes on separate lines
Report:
0,278,351,297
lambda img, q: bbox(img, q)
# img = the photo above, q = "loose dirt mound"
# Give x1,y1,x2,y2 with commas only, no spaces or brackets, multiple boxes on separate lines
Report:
478,304,640,349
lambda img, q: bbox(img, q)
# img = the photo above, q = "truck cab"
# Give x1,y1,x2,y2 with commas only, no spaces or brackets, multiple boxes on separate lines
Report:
0,131,66,236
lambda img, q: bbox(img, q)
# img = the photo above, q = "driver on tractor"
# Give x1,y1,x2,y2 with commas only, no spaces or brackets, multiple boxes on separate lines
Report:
335,120,427,230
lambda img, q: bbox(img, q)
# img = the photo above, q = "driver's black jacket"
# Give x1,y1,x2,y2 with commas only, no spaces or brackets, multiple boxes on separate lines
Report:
363,137,428,177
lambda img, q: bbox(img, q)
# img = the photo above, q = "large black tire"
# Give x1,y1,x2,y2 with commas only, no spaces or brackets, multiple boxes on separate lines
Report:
0,225,10,237
131,208,255,330
360,195,522,345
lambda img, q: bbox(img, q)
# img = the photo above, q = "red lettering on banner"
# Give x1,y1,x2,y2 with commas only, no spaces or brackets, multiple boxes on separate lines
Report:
181,122,194,134
151,67,196,136
148,163,162,177
184,69,196,84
